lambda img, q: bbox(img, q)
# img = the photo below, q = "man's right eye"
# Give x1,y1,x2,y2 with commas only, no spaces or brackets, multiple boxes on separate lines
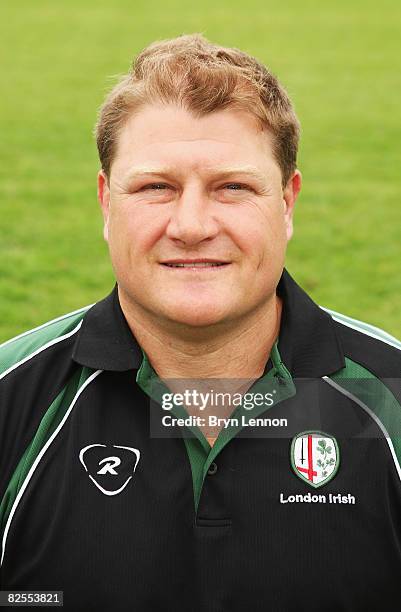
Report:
141,183,169,190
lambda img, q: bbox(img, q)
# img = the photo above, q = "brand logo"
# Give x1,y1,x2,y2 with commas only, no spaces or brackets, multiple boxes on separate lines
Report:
79,444,140,496
290,431,340,488
97,456,121,475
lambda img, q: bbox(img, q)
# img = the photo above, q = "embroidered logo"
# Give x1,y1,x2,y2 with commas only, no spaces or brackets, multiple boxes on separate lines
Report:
79,444,140,496
290,431,340,488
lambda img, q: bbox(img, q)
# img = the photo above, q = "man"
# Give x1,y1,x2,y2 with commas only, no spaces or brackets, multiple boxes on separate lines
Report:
1,33,401,611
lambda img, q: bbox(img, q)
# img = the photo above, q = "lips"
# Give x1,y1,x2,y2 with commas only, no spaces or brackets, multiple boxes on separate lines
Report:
160,259,230,268
162,262,227,267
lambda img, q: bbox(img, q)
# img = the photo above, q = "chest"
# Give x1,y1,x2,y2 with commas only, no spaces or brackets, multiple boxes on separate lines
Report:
2,373,401,611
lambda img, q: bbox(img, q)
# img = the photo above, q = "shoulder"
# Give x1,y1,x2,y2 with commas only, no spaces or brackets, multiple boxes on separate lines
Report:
320,307,401,476
0,304,93,380
0,303,94,506
321,305,401,377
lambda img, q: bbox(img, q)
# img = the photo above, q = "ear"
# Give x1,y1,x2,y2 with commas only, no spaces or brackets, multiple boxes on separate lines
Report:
97,169,111,242
282,169,302,241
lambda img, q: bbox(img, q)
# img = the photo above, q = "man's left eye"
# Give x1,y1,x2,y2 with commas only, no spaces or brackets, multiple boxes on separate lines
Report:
223,183,249,191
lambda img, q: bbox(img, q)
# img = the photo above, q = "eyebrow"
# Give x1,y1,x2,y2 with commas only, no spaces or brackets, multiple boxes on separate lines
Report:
124,165,267,183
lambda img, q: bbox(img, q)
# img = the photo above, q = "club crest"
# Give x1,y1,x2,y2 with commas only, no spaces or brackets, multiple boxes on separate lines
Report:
290,431,340,488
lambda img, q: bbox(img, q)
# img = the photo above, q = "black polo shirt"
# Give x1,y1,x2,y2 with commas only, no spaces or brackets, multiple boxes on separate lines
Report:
1,268,401,611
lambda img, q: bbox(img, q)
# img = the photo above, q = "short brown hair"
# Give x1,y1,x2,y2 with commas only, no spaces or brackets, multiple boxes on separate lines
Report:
94,33,300,187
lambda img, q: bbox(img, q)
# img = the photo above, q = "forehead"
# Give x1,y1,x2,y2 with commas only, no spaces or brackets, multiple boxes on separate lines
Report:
110,103,279,180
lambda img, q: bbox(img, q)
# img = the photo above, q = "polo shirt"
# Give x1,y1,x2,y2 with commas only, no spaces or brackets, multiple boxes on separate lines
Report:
1,268,401,611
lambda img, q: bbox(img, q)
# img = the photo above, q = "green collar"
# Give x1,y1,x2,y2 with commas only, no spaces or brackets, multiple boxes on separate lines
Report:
136,340,296,510
136,339,294,452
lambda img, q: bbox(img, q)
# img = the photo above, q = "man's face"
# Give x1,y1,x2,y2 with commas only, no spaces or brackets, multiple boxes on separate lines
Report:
98,103,301,328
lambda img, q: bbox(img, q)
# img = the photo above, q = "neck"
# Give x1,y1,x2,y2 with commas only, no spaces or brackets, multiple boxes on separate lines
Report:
118,288,282,381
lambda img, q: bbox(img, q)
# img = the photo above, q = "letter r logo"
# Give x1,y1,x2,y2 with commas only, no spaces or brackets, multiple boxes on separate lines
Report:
79,444,140,496
97,456,122,475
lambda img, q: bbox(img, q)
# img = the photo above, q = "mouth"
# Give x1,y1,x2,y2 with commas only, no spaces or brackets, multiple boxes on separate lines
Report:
160,259,231,271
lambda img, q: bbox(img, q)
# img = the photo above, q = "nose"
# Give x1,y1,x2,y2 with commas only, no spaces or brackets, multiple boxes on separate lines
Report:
165,185,219,246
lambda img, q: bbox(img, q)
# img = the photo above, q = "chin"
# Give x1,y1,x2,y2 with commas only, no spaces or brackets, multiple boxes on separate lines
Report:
165,304,229,327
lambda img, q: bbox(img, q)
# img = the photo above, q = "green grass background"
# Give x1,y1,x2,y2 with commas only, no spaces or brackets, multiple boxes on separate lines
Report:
1,0,400,343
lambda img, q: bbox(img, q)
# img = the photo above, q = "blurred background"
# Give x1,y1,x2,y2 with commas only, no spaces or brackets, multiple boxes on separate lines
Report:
1,0,400,343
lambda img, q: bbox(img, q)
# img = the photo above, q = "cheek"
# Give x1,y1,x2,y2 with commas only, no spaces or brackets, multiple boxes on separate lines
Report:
109,205,166,256
234,211,286,258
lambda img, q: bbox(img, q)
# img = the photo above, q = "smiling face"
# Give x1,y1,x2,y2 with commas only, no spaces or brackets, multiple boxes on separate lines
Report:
98,103,301,329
